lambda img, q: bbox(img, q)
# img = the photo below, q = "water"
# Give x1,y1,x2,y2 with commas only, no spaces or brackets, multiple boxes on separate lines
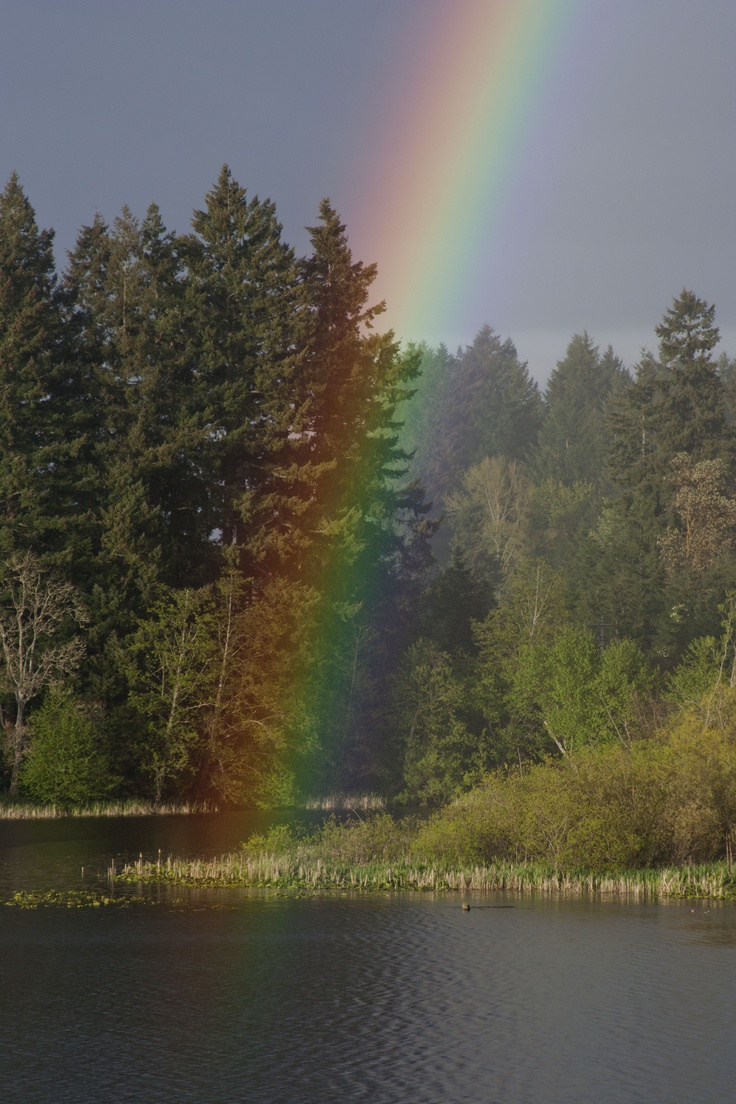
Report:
2,815,736,1104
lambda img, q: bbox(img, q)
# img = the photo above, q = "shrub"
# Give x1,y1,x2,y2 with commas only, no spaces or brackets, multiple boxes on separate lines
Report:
20,687,112,806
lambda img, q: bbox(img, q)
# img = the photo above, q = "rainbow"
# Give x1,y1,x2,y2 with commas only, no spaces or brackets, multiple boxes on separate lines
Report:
354,0,579,347
278,0,580,798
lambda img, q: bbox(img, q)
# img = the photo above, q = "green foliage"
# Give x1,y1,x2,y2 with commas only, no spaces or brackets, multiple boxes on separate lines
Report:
4,171,736,815
666,635,720,707
414,689,736,870
445,455,532,579
127,587,216,801
20,687,112,806
394,639,484,803
534,332,626,490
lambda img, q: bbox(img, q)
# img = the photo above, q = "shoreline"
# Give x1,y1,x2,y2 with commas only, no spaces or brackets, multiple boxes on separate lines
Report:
0,800,221,819
110,852,736,901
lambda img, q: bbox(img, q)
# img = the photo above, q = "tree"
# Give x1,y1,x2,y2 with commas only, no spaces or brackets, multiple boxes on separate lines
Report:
534,333,626,489
600,290,730,651
394,639,480,803
0,174,73,559
20,686,111,806
399,341,458,505
183,165,306,566
420,544,494,656
127,587,215,802
445,455,532,579
404,328,542,532
227,199,417,799
0,552,87,792
608,291,727,491
659,454,736,577
451,325,542,469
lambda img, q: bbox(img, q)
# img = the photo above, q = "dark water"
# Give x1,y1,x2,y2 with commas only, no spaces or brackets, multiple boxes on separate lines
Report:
2,816,736,1104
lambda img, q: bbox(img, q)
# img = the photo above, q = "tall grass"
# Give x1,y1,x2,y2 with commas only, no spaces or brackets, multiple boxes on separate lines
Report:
111,850,736,900
0,798,220,819
302,793,386,811
109,814,736,899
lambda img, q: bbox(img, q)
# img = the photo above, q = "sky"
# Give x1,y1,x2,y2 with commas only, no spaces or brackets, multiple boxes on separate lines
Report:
1,0,734,384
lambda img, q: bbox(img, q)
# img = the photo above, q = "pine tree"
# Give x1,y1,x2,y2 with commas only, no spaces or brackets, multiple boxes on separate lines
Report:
183,165,306,571
448,325,542,473
534,333,626,489
221,199,418,801
600,291,730,652
0,174,72,559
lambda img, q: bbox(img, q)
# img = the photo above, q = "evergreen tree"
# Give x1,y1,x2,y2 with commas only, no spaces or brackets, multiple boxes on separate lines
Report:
0,174,73,559
534,333,626,489
448,325,542,472
222,200,418,801
400,341,459,505
183,165,306,571
600,290,730,652
63,204,216,734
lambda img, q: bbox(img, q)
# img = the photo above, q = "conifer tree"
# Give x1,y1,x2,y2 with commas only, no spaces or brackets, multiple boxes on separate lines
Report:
599,290,730,651
0,174,72,559
219,200,418,801
183,165,306,571
446,325,542,475
534,333,626,489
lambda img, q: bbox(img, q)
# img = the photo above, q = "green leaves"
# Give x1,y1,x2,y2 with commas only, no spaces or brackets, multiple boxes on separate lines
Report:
126,586,217,801
20,687,111,806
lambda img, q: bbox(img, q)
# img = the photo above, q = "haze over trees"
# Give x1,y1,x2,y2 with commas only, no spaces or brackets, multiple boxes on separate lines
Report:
1,169,735,811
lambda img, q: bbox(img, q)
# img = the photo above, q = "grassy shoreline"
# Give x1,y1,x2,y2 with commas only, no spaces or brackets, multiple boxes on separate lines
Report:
111,850,736,900
0,792,385,819
0,799,221,819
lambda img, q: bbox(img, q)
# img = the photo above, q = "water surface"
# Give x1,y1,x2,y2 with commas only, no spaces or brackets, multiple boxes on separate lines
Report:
2,815,735,1103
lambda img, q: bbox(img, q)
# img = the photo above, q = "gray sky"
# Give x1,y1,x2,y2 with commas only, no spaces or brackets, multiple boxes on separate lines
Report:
2,0,734,382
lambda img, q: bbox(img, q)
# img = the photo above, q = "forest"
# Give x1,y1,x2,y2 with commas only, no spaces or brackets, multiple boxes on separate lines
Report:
2,166,736,824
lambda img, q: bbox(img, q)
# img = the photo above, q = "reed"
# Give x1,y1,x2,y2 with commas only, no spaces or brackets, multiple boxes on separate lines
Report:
302,793,386,811
111,850,736,900
0,798,220,819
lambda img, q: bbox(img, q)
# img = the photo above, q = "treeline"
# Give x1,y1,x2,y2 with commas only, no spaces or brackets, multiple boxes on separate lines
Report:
398,310,736,800
1,167,735,808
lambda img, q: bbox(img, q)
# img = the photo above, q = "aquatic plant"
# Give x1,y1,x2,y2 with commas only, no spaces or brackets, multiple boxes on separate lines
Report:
0,798,220,819
111,848,736,901
2,889,150,908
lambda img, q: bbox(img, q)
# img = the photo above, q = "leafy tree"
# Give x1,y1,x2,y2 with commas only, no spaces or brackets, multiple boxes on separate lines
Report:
0,552,87,792
472,559,570,763
127,587,215,801
394,639,481,803
659,454,736,577
510,627,651,756
20,686,111,806
445,455,532,580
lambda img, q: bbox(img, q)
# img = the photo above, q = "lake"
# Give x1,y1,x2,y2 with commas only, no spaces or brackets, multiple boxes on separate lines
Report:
2,813,736,1103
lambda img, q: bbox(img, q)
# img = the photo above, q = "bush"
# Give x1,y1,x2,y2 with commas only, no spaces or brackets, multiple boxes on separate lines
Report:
20,687,113,806
413,692,736,871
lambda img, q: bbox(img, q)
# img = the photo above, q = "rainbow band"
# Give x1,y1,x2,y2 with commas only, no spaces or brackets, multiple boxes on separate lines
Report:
358,0,578,345
280,1,579,799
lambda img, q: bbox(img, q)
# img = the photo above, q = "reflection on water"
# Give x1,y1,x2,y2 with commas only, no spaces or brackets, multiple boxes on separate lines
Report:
2,816,736,1104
